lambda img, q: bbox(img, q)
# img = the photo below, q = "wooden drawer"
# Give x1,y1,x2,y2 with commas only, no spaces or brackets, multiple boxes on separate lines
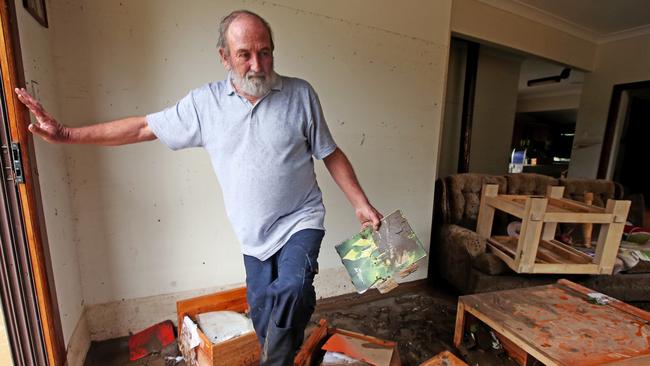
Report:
177,287,261,366
295,319,401,366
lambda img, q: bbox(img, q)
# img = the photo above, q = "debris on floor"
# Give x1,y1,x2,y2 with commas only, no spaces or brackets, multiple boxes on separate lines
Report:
419,351,467,366
86,282,457,366
296,319,401,366
128,320,175,361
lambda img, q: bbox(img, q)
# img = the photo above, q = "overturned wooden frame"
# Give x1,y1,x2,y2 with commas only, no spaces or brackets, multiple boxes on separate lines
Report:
477,184,630,274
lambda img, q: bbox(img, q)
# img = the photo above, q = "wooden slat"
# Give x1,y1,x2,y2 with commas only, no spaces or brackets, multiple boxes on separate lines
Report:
294,319,329,366
595,200,631,274
582,192,595,248
531,263,600,274
485,195,525,218
516,198,547,272
488,237,517,258
542,186,564,241
493,331,531,366
543,212,613,223
548,197,605,213
541,239,592,264
419,351,468,366
486,239,518,268
476,184,499,238
489,236,551,264
453,300,466,348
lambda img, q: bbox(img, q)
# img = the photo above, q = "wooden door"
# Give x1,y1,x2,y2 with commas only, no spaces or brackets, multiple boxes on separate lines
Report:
0,0,65,364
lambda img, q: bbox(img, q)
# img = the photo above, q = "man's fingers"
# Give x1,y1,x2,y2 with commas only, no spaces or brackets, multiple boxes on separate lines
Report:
28,123,45,137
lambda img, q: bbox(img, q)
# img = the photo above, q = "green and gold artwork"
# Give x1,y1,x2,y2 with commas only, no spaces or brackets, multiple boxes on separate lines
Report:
335,210,427,294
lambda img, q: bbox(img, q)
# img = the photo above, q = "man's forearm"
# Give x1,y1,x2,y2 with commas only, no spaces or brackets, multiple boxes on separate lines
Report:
323,148,370,209
67,116,156,146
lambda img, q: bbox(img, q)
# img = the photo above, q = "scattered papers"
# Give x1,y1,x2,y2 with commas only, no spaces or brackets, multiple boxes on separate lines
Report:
196,310,254,344
322,351,370,365
335,210,426,293
182,316,202,349
587,292,611,305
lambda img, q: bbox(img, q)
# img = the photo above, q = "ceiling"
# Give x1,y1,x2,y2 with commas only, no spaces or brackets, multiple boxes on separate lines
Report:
514,0,650,36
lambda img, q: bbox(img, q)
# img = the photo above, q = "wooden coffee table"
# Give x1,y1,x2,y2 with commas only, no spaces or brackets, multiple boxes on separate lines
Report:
454,280,650,365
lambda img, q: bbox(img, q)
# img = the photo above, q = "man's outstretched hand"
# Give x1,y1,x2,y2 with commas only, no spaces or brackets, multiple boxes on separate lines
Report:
15,88,69,143
356,203,383,231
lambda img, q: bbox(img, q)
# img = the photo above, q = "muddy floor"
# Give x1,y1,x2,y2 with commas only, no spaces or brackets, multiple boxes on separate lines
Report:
83,281,459,366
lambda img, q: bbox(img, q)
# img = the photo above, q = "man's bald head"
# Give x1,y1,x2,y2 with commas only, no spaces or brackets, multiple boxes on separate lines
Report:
217,10,274,56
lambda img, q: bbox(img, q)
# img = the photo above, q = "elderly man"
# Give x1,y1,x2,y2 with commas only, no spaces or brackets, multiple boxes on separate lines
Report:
16,9,381,365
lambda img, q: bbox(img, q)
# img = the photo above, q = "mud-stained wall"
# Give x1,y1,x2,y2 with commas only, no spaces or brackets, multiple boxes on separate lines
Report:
14,0,84,346
28,0,452,339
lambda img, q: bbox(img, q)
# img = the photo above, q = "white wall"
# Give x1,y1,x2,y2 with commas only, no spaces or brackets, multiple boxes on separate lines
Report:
438,40,467,179
469,47,522,174
570,33,650,178
39,0,452,328
14,0,84,347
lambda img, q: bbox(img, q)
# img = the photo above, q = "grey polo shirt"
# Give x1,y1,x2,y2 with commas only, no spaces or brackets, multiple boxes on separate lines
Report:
146,74,337,261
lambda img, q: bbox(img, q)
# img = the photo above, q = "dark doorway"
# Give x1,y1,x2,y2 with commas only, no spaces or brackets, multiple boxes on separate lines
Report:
613,94,650,211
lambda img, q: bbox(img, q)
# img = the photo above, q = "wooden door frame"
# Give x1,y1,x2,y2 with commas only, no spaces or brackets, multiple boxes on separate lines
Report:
597,80,650,179
0,0,65,364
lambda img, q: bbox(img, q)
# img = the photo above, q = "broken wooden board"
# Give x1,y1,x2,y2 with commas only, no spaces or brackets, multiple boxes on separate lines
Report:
419,351,468,366
295,319,401,366
335,210,426,293
454,279,650,366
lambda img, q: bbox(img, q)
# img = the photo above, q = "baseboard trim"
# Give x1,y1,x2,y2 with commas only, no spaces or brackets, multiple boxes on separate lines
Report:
82,267,425,341
85,283,244,341
64,311,90,366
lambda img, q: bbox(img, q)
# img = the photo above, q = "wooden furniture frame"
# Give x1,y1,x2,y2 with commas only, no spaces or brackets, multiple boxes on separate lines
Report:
177,287,261,366
295,319,401,366
477,184,630,274
454,280,650,366
419,351,468,366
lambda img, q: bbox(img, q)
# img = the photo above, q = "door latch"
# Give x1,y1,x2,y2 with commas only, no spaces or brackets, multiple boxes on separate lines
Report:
10,142,24,183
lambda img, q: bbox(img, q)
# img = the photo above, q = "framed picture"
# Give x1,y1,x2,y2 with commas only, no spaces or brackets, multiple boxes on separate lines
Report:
23,0,48,28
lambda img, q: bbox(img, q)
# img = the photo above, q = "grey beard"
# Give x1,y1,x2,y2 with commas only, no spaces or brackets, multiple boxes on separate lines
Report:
231,70,278,98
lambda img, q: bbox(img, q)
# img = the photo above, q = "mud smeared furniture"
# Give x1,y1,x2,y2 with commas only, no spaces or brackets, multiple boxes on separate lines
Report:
296,319,402,366
176,287,260,366
454,279,650,365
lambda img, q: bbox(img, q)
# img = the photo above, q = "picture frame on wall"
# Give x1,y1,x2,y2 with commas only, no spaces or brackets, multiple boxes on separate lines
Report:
23,0,48,28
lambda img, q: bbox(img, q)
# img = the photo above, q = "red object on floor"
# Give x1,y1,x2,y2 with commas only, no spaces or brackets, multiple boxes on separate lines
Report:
128,319,175,361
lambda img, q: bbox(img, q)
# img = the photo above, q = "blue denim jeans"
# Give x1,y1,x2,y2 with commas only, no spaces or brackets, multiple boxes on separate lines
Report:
243,229,324,366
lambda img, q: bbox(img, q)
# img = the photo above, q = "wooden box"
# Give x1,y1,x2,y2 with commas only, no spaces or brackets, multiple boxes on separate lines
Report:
295,319,401,366
477,184,630,274
419,351,467,366
454,279,650,365
176,287,261,366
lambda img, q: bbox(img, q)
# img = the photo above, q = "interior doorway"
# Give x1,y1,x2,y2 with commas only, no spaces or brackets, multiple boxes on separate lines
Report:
601,83,650,227
437,37,585,179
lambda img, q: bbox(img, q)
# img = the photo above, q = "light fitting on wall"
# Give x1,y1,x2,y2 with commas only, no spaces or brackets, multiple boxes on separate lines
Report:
527,67,571,87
